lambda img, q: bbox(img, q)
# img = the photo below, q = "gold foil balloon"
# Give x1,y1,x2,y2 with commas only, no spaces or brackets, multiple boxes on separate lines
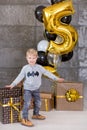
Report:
47,52,61,68
43,0,78,55
44,66,60,77
44,52,61,77
65,88,80,102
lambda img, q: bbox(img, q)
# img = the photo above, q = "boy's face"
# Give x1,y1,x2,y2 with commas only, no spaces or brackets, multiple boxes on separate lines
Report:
26,54,38,66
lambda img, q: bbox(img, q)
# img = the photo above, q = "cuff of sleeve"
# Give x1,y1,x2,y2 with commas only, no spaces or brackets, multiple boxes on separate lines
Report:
10,82,16,88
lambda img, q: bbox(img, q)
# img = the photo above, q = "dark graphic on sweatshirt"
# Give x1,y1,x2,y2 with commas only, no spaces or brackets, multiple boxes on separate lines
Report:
27,71,39,77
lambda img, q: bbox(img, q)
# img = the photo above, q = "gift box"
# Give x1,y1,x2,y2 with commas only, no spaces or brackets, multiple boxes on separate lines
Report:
54,82,83,111
27,93,54,111
0,87,22,98
0,97,22,124
40,93,54,111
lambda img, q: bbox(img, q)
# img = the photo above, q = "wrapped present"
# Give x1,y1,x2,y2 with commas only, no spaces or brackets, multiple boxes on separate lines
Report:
40,93,54,111
0,97,21,124
54,82,83,111
26,93,54,111
0,87,22,98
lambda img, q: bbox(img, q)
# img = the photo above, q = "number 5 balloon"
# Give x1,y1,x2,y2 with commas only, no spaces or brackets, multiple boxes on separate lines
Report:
43,0,78,55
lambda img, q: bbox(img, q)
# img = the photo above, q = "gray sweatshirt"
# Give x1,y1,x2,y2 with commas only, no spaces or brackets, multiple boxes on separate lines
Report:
11,64,59,91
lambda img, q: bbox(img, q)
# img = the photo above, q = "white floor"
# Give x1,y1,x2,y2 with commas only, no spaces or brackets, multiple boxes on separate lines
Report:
0,110,87,130
0,86,87,130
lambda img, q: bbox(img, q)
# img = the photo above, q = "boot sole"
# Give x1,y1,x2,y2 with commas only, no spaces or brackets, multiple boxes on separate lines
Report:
32,118,46,120
21,123,34,127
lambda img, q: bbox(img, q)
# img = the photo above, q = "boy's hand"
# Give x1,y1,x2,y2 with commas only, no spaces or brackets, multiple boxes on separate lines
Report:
5,85,13,89
58,78,64,83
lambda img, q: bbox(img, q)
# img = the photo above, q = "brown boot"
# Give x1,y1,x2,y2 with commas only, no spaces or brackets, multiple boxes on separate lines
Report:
21,119,34,127
32,114,46,120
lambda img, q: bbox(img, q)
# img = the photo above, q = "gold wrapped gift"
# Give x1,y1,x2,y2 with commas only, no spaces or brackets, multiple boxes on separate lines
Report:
54,82,83,111
40,93,54,111
27,93,54,111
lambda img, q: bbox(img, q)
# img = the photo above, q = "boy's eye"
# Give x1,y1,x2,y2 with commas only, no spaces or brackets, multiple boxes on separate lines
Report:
28,57,36,59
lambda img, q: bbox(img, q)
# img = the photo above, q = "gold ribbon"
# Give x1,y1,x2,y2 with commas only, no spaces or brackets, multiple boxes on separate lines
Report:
56,95,83,99
0,97,21,123
56,88,83,102
44,99,48,111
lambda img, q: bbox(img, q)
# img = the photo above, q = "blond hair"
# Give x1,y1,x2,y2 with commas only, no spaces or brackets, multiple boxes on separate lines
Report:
26,48,38,57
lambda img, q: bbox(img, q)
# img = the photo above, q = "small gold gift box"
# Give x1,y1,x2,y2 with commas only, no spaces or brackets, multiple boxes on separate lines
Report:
40,93,54,111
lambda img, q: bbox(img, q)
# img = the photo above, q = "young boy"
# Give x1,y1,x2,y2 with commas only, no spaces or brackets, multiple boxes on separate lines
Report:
5,48,64,127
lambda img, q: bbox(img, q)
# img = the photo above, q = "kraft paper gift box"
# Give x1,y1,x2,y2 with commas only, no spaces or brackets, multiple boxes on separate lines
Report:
54,82,83,111
28,93,54,111
40,93,54,111
0,97,22,124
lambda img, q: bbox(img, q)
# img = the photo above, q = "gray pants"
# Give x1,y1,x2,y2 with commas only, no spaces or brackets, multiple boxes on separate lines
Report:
22,89,41,119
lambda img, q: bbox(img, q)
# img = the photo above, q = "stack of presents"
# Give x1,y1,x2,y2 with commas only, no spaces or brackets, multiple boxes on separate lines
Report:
0,82,83,124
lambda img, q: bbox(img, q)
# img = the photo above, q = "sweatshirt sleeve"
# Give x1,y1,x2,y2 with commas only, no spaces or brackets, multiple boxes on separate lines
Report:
11,67,25,87
39,65,59,81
